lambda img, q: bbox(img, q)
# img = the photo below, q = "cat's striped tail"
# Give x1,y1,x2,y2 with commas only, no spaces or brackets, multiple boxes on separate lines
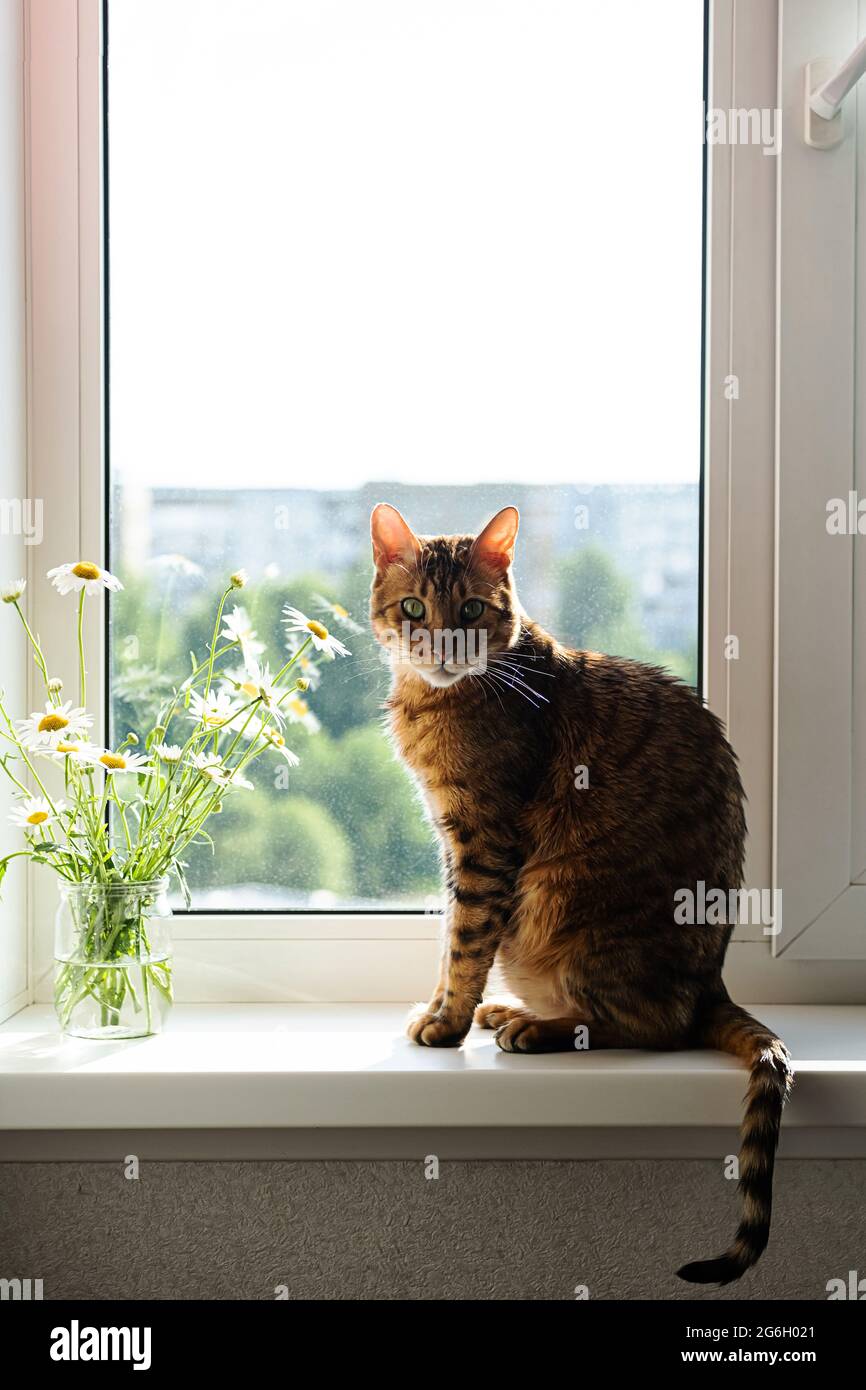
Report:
676,999,794,1285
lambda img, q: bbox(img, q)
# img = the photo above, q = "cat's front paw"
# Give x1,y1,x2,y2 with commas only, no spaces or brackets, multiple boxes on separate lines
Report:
406,1004,468,1048
475,1001,529,1030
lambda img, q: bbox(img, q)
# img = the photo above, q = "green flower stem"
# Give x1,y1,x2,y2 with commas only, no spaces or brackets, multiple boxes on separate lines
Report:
133,780,215,879
125,696,264,873
154,639,240,736
213,698,262,762
136,636,241,814
164,737,276,867
141,956,152,1034
77,589,86,709
137,759,180,840
126,753,221,870
69,764,107,882
202,587,233,701
273,634,313,683
11,600,52,696
110,781,133,853
0,756,33,798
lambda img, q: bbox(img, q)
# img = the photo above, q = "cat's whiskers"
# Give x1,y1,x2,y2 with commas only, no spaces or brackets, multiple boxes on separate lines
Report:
485,661,550,704
467,669,507,715
482,666,546,709
335,657,394,684
487,666,548,701
488,653,555,677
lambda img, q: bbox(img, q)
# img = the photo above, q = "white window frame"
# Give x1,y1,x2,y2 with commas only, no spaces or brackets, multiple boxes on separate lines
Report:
0,0,28,1025
771,0,866,960
19,0,866,1007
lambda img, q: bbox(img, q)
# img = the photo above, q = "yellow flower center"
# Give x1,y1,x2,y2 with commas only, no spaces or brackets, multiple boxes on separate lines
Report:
72,561,101,581
264,728,285,747
240,682,258,698
307,620,329,640
289,698,309,717
333,604,348,619
56,741,78,754
27,810,48,825
100,753,126,770
38,714,69,733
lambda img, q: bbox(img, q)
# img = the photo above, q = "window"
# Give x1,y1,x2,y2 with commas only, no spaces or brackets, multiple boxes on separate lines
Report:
17,0,866,1014
106,0,703,910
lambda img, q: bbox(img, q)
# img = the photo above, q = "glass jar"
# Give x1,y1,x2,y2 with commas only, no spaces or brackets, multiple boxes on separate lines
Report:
54,878,173,1039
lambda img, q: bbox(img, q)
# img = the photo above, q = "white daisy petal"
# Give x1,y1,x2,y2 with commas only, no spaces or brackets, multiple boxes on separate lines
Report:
283,605,351,659
311,593,364,635
1,579,26,604
9,796,66,829
219,606,265,665
153,743,183,763
188,751,230,784
79,748,152,775
258,726,300,764
46,562,123,596
189,689,240,729
15,702,93,750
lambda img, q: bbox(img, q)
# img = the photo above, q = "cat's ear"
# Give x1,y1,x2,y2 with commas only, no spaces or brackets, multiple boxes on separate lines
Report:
370,503,422,572
472,506,519,574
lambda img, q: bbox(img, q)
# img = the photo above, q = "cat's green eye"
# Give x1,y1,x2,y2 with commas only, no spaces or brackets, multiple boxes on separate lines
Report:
460,599,485,622
401,597,425,620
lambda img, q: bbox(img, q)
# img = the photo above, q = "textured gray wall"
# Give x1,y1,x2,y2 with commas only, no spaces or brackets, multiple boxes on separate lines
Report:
0,1159,860,1300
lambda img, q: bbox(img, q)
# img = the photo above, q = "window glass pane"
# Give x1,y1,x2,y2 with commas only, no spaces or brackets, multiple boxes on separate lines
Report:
107,0,703,909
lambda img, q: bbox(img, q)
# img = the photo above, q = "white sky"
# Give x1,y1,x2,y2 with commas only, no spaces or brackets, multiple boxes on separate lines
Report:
108,0,703,491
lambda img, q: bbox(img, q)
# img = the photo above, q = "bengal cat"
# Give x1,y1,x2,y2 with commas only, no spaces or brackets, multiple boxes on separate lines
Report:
369,502,793,1286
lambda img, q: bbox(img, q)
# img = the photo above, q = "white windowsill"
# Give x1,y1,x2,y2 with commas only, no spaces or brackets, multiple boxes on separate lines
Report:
1,1003,865,1136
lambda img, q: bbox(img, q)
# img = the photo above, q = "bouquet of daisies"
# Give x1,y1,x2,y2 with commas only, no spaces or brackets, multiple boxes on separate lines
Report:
0,561,351,1034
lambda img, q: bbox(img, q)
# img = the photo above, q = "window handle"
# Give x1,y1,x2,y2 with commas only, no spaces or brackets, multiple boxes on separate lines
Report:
804,39,866,149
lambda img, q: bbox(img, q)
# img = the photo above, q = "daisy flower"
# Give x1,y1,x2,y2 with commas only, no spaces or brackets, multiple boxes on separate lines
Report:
311,593,363,635
282,694,321,734
147,553,203,579
220,666,259,697
188,689,240,730
80,748,152,775
35,737,91,764
47,561,123,596
153,743,183,764
15,701,93,750
188,751,230,784
1,579,26,604
219,606,264,665
222,663,286,727
221,769,255,792
258,726,300,765
9,796,66,829
283,605,351,659
243,661,284,720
